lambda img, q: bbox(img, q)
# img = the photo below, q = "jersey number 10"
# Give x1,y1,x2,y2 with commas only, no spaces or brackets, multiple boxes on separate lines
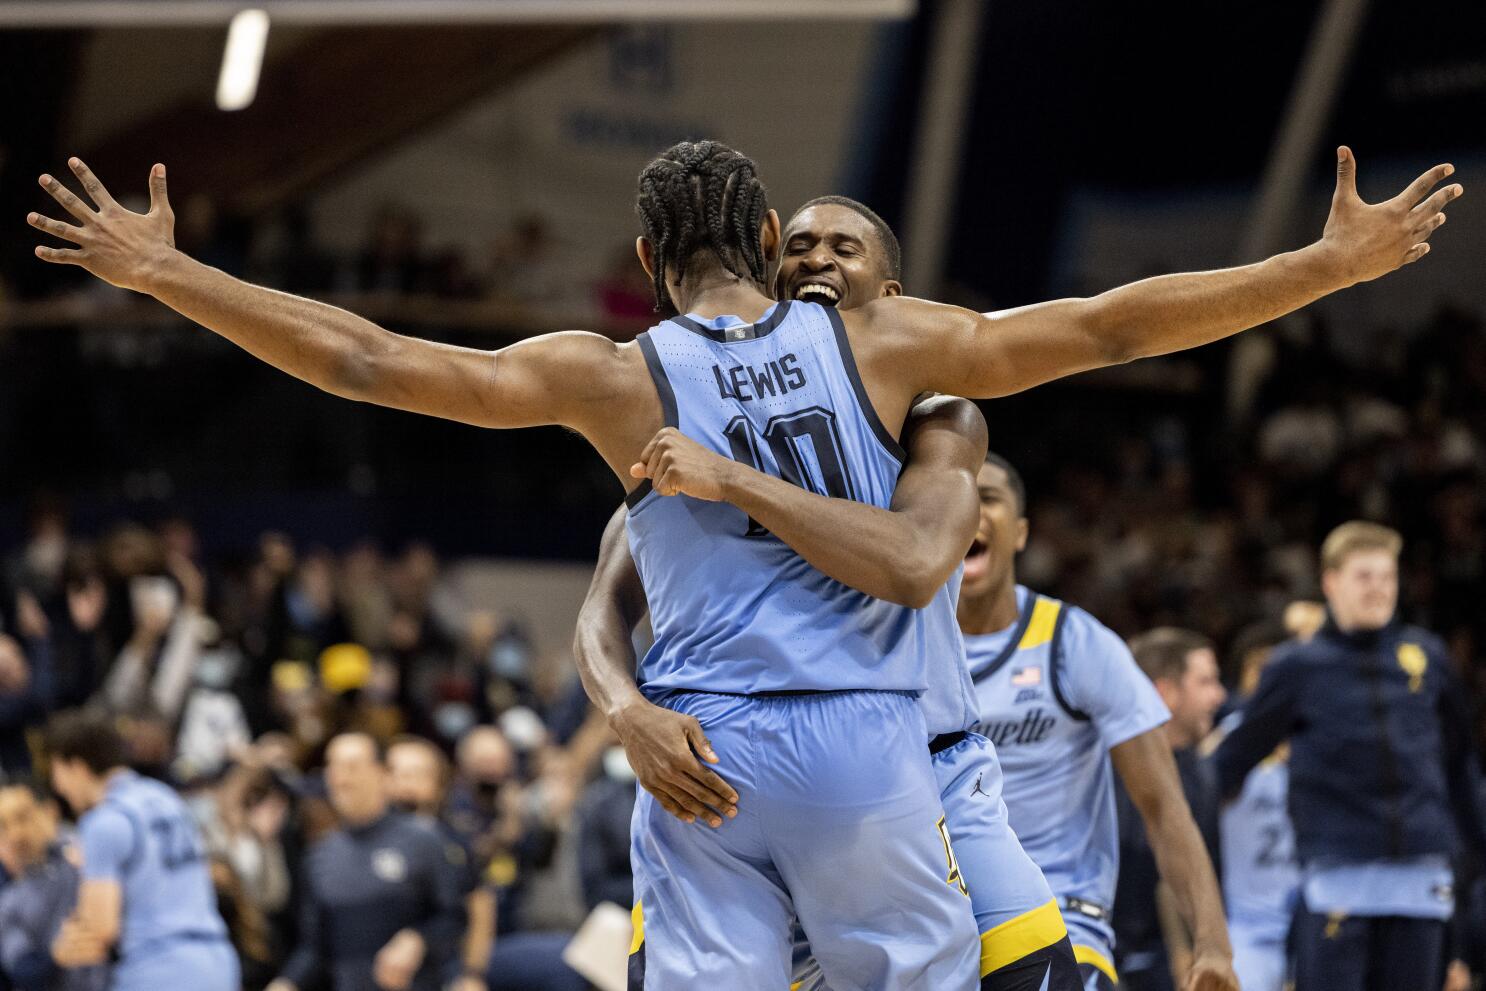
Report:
722,405,858,537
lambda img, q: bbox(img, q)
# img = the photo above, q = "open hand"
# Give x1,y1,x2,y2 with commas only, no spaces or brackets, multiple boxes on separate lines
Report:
629,427,738,501
28,158,177,292
1319,146,1461,286
610,696,738,827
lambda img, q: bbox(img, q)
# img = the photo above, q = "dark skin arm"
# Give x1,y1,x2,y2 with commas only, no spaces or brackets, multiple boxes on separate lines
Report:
631,394,987,607
836,150,1460,436
573,506,738,828
1111,730,1236,991
582,398,987,825
26,160,658,482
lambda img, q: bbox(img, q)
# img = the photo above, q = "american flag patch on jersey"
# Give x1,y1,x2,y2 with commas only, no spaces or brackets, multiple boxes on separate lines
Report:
1011,665,1042,686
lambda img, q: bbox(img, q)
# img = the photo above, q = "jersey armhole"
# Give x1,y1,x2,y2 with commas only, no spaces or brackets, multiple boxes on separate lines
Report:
824,307,907,465
625,331,679,511
1048,607,1090,722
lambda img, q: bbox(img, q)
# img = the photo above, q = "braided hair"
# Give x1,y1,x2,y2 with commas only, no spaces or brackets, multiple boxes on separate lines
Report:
635,140,770,314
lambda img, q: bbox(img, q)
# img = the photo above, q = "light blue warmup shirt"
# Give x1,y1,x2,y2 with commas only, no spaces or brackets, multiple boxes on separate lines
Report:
79,770,234,989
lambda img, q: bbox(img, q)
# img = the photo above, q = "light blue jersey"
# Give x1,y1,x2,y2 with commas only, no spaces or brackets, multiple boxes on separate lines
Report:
966,587,1169,973
1217,714,1299,991
79,770,236,991
1219,716,1299,942
627,300,948,696
919,566,979,738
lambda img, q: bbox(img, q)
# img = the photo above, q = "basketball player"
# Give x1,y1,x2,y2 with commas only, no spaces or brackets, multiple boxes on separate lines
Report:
1209,624,1299,991
29,141,1456,989
955,455,1232,991
575,197,1084,990
46,709,238,991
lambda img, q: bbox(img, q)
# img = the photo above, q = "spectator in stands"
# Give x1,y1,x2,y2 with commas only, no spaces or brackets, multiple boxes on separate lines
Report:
267,732,462,991
0,780,105,991
1214,522,1486,991
386,735,493,991
573,745,635,911
1115,629,1227,991
0,613,52,780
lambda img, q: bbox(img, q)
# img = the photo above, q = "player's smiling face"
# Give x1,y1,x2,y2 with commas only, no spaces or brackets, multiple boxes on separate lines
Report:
963,462,1028,598
775,204,900,311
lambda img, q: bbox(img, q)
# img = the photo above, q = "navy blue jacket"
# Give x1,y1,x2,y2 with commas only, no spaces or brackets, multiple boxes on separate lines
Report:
280,811,465,991
1213,617,1486,865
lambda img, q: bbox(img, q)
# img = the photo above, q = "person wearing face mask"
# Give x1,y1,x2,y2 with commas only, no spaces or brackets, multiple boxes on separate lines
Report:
1214,522,1486,991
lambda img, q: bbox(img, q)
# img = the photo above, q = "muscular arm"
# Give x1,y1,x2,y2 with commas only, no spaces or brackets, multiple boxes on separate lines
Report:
572,508,738,827
715,395,985,607
1112,730,1233,989
573,507,651,723
634,395,987,607
859,151,1459,401
28,161,632,435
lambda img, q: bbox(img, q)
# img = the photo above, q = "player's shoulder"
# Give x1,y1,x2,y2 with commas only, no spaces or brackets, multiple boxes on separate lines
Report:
1053,598,1127,657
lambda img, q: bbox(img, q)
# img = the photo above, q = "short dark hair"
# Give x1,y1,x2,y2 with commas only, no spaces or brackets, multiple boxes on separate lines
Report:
636,140,770,315
983,451,1027,517
1129,628,1215,684
46,709,129,775
788,195,902,282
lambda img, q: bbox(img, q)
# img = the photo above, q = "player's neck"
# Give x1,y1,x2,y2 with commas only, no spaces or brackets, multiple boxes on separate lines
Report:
674,269,773,323
957,576,1020,636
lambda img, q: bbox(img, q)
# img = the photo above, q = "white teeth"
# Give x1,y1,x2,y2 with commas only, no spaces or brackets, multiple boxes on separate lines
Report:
797,284,839,302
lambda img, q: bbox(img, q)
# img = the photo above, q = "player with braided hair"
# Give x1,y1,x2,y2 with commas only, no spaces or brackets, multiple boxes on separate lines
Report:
634,140,769,315
30,139,1460,989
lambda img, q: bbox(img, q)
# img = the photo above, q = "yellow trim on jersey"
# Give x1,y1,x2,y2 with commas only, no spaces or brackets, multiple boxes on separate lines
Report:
1017,597,1063,651
1074,944,1119,984
630,901,645,954
979,898,1067,977
790,984,803,991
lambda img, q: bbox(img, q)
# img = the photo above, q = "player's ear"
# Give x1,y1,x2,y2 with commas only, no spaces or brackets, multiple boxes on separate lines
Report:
760,209,782,263
636,236,657,281
1015,518,1029,552
879,280,903,298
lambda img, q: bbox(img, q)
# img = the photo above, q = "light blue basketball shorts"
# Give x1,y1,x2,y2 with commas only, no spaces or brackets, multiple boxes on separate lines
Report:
628,689,980,991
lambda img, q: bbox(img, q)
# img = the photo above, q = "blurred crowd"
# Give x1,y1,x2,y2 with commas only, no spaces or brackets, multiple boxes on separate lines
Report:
0,519,634,991
17,191,656,329
1015,305,1485,704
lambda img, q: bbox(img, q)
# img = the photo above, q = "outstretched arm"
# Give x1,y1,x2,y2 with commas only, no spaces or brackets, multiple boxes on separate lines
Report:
28,160,626,431
631,395,987,607
573,507,739,828
875,149,1461,399
1112,730,1236,991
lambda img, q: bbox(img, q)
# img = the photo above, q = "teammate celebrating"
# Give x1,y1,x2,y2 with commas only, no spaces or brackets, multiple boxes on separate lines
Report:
28,140,1458,989
576,197,1083,990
